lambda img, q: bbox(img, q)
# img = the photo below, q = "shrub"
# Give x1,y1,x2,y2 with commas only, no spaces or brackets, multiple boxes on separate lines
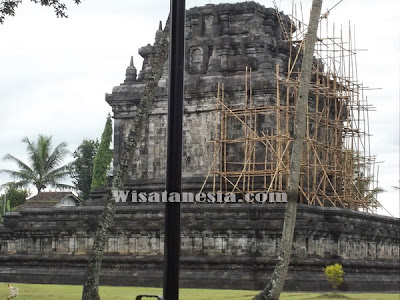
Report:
324,263,344,292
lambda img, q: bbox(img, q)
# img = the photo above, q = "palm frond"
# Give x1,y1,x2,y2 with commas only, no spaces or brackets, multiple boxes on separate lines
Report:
2,154,35,176
48,183,76,191
0,168,36,181
45,165,70,180
45,142,69,172
37,135,52,168
370,187,386,194
22,136,44,175
1,180,31,189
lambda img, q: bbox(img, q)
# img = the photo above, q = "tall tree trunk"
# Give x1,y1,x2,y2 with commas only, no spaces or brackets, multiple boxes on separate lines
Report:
253,1,323,299
81,17,170,300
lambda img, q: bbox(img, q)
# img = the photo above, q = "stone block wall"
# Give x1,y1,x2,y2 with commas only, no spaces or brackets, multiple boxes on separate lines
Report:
0,204,398,290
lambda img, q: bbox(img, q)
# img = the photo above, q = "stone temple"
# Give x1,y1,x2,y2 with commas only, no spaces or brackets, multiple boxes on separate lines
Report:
0,1,399,292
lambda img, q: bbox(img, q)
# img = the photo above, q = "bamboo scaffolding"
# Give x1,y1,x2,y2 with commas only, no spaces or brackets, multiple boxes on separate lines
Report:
199,4,379,213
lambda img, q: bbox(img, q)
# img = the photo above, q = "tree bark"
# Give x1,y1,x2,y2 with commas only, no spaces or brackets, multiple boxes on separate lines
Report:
81,17,170,300
253,1,323,299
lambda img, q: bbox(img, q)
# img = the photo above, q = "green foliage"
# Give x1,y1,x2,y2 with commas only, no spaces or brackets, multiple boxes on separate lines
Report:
0,187,28,223
0,0,82,24
324,263,345,292
1,135,72,193
3,186,29,210
91,115,113,190
70,139,99,200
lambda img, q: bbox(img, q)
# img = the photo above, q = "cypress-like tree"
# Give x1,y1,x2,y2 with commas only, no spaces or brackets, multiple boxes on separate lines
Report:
90,115,113,190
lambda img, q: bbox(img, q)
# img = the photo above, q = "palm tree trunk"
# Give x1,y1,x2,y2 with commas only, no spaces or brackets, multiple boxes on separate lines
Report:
253,1,323,299
81,16,170,300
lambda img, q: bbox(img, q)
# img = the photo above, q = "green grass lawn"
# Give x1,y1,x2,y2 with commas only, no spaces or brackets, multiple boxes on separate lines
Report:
0,283,398,300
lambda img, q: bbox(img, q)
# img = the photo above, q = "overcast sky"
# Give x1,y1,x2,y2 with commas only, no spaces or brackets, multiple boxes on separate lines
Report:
0,0,398,217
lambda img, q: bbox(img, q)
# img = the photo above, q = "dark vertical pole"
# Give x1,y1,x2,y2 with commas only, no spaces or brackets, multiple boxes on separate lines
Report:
164,0,185,299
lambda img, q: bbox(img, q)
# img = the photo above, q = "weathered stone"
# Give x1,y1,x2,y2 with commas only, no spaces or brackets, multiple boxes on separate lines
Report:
0,204,399,290
107,1,295,192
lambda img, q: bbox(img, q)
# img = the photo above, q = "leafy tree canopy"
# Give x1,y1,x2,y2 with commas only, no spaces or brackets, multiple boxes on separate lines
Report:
0,185,29,211
0,0,82,24
70,139,99,201
1,135,72,193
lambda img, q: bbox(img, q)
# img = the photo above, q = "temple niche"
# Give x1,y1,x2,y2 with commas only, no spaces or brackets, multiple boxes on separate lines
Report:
188,46,205,74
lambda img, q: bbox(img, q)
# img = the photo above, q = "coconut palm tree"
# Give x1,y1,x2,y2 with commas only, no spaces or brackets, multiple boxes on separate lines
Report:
1,135,71,193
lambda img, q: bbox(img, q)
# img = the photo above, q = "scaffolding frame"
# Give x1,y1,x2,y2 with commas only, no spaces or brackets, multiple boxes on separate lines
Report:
201,4,380,213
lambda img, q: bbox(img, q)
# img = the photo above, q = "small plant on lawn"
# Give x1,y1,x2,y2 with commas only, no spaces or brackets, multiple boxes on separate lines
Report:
324,263,344,293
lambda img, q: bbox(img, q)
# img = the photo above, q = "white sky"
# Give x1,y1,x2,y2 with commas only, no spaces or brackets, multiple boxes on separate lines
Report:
0,0,398,217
